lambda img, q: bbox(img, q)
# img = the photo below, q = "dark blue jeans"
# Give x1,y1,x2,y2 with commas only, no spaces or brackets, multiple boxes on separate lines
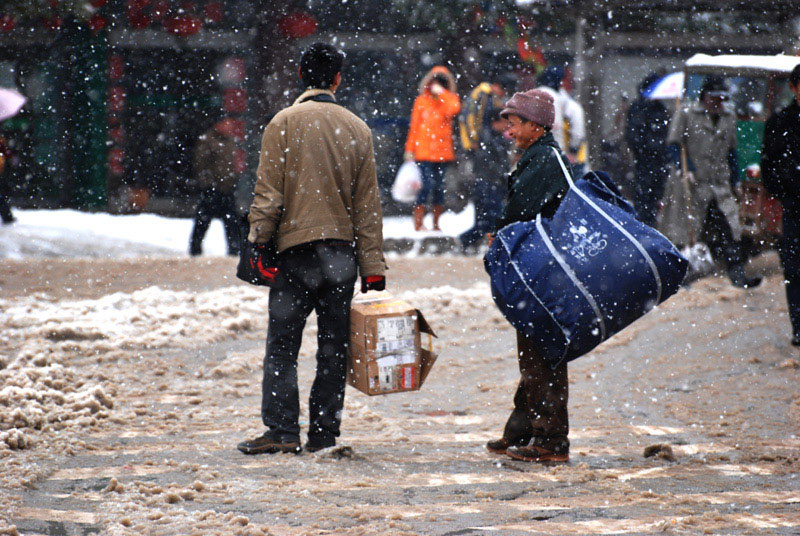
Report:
261,241,357,443
780,201,800,339
415,162,447,206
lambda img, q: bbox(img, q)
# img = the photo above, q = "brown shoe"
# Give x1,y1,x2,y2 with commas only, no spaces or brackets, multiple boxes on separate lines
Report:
506,444,569,463
237,434,301,455
486,438,510,454
486,437,529,455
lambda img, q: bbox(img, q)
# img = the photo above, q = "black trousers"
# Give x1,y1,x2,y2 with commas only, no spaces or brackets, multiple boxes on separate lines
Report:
633,158,668,227
701,198,744,269
780,201,800,339
189,188,240,255
261,241,357,443
0,193,13,223
501,331,569,453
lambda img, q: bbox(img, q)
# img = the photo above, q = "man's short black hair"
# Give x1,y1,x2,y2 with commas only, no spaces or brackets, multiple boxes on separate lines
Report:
790,64,800,87
300,43,344,90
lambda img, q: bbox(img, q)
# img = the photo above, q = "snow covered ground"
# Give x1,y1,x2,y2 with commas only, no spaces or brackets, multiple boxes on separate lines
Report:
2,208,798,535
1,253,798,535
0,206,476,259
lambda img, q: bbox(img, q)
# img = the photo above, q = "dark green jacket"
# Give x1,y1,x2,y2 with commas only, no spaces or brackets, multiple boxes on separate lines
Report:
495,132,571,231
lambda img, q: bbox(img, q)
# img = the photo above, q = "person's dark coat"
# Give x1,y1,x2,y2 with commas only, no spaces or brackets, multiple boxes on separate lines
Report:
496,132,571,231
762,100,800,203
624,98,670,166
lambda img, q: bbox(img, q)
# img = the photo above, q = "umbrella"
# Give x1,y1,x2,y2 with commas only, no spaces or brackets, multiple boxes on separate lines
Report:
642,72,684,100
0,88,27,121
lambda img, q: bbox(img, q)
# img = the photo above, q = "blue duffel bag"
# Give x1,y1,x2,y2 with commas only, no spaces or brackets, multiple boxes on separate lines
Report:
485,148,688,368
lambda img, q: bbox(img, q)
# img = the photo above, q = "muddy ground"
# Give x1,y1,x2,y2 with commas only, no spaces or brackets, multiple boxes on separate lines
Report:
1,254,799,536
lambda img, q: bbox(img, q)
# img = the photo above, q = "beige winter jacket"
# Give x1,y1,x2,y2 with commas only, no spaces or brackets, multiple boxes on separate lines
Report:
248,88,386,276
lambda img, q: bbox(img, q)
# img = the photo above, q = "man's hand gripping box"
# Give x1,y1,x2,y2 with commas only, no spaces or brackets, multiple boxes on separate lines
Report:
348,292,437,395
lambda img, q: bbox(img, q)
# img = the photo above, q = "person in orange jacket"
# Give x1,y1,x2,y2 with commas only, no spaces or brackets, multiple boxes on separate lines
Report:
404,66,461,231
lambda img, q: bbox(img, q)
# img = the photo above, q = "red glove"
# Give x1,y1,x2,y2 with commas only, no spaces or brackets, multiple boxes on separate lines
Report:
361,275,385,293
251,242,278,284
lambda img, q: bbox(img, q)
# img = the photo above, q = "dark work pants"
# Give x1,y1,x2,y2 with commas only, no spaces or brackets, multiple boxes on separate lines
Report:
780,201,800,339
189,188,240,255
633,159,667,227
701,198,744,269
261,241,357,443
501,331,569,453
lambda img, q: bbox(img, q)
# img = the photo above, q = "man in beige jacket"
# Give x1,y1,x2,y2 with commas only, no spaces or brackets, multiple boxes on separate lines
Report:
238,43,386,455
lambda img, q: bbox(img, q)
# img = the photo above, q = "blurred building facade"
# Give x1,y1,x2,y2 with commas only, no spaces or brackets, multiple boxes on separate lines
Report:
0,0,797,214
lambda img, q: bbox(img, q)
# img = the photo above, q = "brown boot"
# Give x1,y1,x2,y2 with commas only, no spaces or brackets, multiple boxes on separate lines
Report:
506,444,569,463
432,205,444,231
413,205,428,231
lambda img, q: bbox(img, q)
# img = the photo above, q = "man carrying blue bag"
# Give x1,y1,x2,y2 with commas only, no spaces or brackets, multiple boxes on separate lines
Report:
485,89,688,464
486,89,572,463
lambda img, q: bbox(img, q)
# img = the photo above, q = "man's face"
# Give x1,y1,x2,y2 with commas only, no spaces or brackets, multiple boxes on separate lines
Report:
791,82,800,105
506,115,544,149
703,93,725,115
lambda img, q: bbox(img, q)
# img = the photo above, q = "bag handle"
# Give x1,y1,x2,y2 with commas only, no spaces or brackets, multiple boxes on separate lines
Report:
552,146,577,190
549,146,664,305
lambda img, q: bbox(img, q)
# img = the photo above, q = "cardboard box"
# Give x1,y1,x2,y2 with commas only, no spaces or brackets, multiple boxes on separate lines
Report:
348,292,437,396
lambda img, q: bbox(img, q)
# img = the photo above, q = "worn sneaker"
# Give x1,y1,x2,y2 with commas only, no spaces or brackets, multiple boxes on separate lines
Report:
506,444,569,463
237,433,301,455
486,437,529,455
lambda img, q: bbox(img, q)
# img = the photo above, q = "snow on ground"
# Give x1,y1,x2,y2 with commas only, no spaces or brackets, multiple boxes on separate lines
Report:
0,282,491,453
1,254,799,535
0,206,476,259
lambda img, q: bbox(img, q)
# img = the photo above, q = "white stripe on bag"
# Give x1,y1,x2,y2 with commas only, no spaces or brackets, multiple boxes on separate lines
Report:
497,231,572,363
536,214,607,343
552,148,663,304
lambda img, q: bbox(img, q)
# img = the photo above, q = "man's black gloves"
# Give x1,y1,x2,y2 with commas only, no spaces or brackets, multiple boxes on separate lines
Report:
361,275,386,293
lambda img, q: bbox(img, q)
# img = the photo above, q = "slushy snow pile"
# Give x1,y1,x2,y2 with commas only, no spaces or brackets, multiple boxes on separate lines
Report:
0,283,493,451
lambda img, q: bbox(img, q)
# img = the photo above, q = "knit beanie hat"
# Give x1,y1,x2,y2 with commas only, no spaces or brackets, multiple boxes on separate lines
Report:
500,89,555,129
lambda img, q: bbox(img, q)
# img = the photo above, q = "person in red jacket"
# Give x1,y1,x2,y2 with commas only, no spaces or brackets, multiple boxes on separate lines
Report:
404,66,460,231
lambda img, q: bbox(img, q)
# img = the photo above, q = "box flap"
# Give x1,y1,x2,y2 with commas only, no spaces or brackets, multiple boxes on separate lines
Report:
416,309,437,338
419,348,438,386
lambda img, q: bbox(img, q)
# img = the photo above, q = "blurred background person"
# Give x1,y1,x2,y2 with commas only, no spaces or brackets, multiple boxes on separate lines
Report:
625,73,671,226
667,76,760,288
404,65,460,232
0,131,14,225
762,64,800,344
537,65,587,176
458,74,512,253
189,116,242,256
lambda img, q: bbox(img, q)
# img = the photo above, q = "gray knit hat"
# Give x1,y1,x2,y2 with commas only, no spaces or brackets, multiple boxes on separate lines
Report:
500,89,555,129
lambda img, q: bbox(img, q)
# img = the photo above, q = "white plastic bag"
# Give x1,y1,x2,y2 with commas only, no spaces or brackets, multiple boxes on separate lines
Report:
391,161,422,204
681,242,715,276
